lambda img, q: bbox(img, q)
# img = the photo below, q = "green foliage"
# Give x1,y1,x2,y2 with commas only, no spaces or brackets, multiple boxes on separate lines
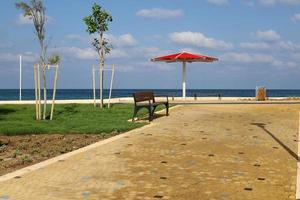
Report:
0,104,148,136
16,0,46,45
83,3,113,34
15,2,32,17
83,3,113,58
92,38,112,56
16,0,61,67
20,155,33,163
16,0,45,17
48,54,60,65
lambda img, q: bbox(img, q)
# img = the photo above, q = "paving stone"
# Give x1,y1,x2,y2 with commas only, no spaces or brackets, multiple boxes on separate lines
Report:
0,104,298,200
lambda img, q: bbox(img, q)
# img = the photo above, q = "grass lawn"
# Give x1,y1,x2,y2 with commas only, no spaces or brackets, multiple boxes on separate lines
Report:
0,104,156,136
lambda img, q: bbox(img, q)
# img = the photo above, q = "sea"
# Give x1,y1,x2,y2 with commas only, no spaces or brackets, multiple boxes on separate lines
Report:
1,89,300,100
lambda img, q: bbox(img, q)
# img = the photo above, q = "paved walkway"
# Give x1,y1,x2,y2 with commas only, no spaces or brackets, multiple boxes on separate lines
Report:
0,104,299,200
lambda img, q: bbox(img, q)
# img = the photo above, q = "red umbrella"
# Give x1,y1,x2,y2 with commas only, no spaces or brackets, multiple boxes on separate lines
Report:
151,51,218,99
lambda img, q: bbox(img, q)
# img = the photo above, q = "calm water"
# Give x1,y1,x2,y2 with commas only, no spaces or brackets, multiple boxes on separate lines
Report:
1,89,300,100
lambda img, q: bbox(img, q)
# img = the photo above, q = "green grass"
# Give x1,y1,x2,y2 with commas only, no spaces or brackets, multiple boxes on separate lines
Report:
0,104,160,136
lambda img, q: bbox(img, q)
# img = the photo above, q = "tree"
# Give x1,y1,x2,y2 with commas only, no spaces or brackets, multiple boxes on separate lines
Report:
16,0,59,120
83,3,113,108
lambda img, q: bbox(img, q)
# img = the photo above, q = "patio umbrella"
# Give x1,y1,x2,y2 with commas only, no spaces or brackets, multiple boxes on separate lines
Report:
151,51,218,99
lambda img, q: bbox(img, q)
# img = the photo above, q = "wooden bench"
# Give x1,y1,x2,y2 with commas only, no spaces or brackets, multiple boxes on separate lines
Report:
132,91,169,122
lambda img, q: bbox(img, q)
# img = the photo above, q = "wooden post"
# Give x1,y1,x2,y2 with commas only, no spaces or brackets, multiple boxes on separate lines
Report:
50,64,59,120
34,64,39,120
37,64,41,120
19,55,22,101
92,65,96,107
100,63,104,108
108,64,115,108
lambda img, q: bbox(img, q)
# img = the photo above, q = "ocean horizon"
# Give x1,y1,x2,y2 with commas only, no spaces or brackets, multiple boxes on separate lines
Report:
1,89,300,100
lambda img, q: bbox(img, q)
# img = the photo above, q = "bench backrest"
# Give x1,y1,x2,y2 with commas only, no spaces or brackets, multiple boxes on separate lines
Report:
133,91,155,103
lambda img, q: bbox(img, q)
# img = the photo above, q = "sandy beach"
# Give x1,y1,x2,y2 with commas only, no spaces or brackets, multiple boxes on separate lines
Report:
0,103,299,199
1,97,300,105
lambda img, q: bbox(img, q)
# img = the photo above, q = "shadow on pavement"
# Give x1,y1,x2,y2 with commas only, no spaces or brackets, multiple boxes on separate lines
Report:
251,122,298,161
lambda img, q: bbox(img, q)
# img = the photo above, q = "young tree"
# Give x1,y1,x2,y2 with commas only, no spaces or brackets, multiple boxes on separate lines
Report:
16,0,59,120
83,3,113,108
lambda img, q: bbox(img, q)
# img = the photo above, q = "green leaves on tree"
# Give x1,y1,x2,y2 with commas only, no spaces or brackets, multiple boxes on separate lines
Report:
48,54,60,65
83,3,113,59
83,3,113,34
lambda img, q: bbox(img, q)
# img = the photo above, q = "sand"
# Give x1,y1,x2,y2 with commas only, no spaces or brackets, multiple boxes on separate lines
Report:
1,96,300,105
0,104,299,199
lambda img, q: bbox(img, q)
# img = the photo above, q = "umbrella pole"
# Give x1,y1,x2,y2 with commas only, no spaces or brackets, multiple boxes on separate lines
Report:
182,61,186,99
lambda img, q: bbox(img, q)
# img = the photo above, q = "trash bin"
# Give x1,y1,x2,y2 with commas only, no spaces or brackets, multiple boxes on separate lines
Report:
256,87,266,101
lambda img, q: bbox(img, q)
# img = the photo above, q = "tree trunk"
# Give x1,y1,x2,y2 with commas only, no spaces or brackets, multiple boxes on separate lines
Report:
39,39,47,119
99,32,104,108
100,62,104,108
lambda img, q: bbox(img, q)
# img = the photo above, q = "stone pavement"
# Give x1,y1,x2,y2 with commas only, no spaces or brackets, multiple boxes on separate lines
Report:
0,104,299,200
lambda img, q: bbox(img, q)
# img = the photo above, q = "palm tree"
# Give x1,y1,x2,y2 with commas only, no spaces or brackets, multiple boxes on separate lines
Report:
16,0,59,119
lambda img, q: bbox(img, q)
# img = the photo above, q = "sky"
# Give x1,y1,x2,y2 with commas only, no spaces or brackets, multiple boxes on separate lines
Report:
1,0,300,89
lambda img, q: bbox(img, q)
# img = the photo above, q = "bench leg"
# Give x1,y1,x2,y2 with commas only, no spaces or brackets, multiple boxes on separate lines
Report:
165,103,169,116
132,106,154,122
151,105,158,118
148,106,153,121
132,107,138,122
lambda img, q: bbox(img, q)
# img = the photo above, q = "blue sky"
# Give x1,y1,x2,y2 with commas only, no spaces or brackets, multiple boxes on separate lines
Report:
1,0,300,89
